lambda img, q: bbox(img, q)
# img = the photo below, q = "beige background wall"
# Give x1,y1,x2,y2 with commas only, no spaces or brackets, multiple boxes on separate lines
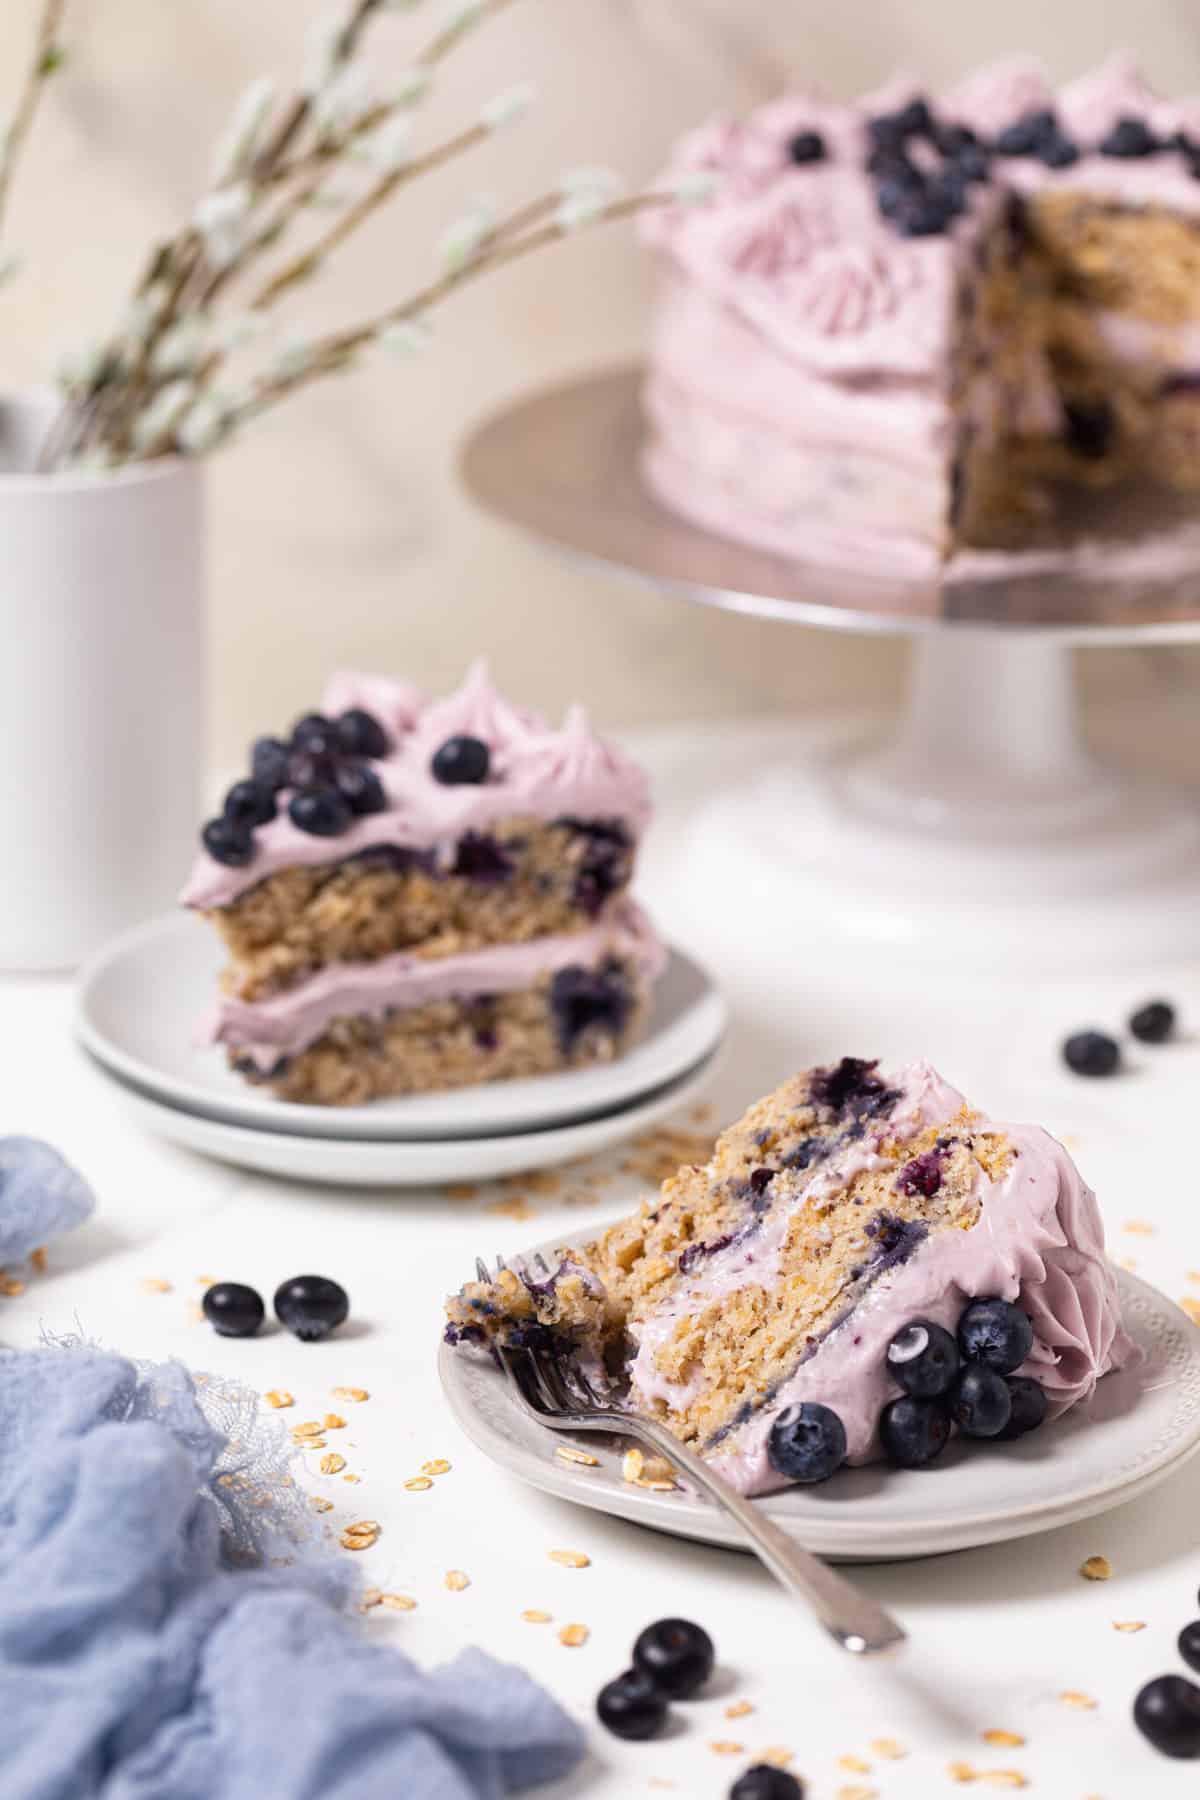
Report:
1,1,1199,765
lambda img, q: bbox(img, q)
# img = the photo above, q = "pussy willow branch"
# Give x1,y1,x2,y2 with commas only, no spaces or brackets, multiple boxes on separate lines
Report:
0,0,69,241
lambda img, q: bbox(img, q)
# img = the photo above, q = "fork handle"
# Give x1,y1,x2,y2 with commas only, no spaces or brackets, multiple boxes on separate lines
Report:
631,1420,906,1655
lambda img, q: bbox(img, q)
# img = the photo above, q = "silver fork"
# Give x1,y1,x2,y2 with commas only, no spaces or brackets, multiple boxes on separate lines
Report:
478,1254,905,1656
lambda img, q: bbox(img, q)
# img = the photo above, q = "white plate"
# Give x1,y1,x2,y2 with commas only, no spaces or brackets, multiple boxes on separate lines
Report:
439,1246,1200,1561
84,1051,718,1188
76,913,726,1142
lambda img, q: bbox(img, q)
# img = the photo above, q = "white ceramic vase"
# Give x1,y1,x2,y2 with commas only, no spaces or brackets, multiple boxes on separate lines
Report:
0,394,205,969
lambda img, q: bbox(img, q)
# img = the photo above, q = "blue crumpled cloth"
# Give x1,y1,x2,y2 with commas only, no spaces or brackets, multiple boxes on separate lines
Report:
0,1343,585,1800
0,1137,95,1264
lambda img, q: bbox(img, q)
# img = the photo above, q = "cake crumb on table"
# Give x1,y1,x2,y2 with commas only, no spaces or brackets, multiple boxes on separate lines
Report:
1079,1555,1112,1581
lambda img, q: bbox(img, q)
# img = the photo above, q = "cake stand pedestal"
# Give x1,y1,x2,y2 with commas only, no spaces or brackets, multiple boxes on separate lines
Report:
461,365,1200,969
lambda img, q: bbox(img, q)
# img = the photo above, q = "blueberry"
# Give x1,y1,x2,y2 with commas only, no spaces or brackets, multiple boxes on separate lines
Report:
896,96,933,138
1039,134,1080,168
1100,116,1160,159
202,816,255,866
998,1376,1048,1439
993,108,1057,155
595,1668,667,1741
878,1395,951,1467
286,747,339,790
251,735,291,791
958,1298,1034,1374
632,1617,715,1698
1063,1028,1120,1077
550,963,632,1052
1133,1674,1200,1758
291,712,336,756
730,1767,806,1800
431,734,490,785
202,1281,265,1338
951,140,991,182
334,761,387,816
867,145,923,184
934,121,977,155
1063,398,1115,461
748,1166,775,1196
767,1401,847,1484
952,1364,1013,1438
334,707,390,759
223,778,277,828
867,112,909,151
288,785,352,837
927,170,969,215
886,1319,960,1399
273,1274,349,1341
1129,999,1176,1044
787,130,825,165
452,830,515,884
897,197,952,237
1179,1621,1200,1675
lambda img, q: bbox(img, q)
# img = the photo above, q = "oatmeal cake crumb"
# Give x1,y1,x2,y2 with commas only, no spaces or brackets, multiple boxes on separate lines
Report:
1079,1555,1112,1581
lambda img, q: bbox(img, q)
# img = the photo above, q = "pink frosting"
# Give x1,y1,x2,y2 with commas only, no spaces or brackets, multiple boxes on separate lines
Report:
181,662,652,910
207,896,665,1064
628,1061,1134,1496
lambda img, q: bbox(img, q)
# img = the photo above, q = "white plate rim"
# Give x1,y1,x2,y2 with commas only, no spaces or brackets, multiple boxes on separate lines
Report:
437,1247,1200,1559
75,912,726,1142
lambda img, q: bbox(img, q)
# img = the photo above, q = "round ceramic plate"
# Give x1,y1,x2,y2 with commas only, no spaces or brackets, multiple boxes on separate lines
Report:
84,1051,718,1188
75,912,726,1142
438,1246,1200,1561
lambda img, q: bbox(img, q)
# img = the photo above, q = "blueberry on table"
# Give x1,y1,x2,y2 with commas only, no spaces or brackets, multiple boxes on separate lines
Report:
1133,1674,1200,1757
202,816,254,867
879,1395,951,1468
288,786,353,837
1180,1621,1200,1675
886,1319,960,1399
958,1298,1034,1375
334,707,390,759
251,735,291,791
595,1668,667,1741
202,1281,265,1338
730,1765,806,1800
1129,999,1176,1044
767,1402,847,1484
632,1617,715,1699
223,778,277,828
274,1274,349,1341
335,762,387,816
431,734,491,785
998,1376,1048,1439
951,1364,1012,1438
1063,1029,1120,1077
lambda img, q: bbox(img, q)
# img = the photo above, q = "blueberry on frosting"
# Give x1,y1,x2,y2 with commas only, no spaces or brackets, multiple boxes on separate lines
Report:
251,735,291,791
222,778,277,829
886,1319,960,1399
334,707,390,759
998,1375,1048,1438
1100,115,1160,158
787,129,826,165
879,1394,951,1467
202,816,255,867
432,733,491,785
993,107,1058,155
951,1364,1012,1437
334,761,386,816
288,786,352,837
767,1401,847,1483
958,1297,1034,1374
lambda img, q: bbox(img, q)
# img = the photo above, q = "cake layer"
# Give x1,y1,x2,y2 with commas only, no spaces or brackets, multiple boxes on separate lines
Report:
207,897,664,1065
446,1058,1132,1495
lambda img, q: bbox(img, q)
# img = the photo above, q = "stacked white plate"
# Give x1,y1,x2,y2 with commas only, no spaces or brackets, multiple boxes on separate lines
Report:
76,915,726,1186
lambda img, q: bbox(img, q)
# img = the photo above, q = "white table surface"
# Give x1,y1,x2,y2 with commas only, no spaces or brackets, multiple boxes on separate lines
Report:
5,716,1200,1800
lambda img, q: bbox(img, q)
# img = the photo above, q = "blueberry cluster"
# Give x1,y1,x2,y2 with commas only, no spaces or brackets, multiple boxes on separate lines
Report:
201,1274,350,1342
1062,996,1177,1078
595,1617,714,1738
201,706,392,866
1135,1603,1200,1759
864,97,992,237
880,1298,1043,1466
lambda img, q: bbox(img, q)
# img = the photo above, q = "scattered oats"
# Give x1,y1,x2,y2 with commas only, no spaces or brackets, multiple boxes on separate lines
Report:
980,1775,1027,1790
486,1195,534,1222
1112,1620,1146,1633
445,1569,471,1591
344,1519,380,1537
140,1277,172,1294
2,1279,25,1297
548,1549,590,1569
556,1446,600,1467
1123,1220,1155,1236
947,1763,977,1784
310,1496,334,1513
404,1477,433,1492
361,1588,383,1609
521,1609,552,1624
558,1622,589,1647
323,1413,346,1430
708,1741,744,1756
333,1386,369,1402
319,1452,347,1475
725,1700,754,1720
197,1273,216,1286
291,1420,325,1439
835,1786,877,1800
622,1448,645,1483
871,1738,907,1760
1079,1555,1112,1582
1181,1297,1200,1327
299,1437,327,1450
265,1390,294,1409
759,1748,793,1768
446,1182,478,1200
31,1247,47,1272
340,1530,377,1551
379,1592,416,1611
1060,1690,1097,1710
421,1459,452,1476
838,1754,872,1773
981,1731,1025,1748
343,1473,362,1483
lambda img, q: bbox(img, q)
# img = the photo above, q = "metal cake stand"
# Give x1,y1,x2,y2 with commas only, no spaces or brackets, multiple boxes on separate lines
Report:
460,365,1200,967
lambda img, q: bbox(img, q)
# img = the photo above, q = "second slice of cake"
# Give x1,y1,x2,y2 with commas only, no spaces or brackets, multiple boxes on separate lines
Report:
182,663,664,1105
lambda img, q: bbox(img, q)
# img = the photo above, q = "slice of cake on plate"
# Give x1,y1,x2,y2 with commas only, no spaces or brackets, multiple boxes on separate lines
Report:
181,663,664,1105
641,54,1200,574
445,1058,1134,1494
